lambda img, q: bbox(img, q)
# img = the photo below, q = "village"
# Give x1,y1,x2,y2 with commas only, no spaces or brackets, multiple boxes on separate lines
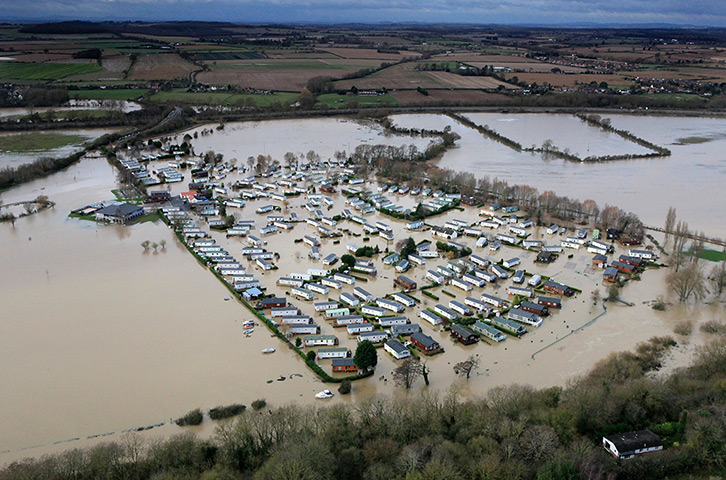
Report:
71,139,661,388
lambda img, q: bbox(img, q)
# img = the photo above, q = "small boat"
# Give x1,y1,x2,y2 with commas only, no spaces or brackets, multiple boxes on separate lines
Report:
243,321,255,329
261,348,276,354
315,390,334,399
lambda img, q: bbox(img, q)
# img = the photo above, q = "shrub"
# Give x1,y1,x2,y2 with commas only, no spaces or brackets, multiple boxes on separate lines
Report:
175,408,203,426
338,379,351,395
673,320,693,337
209,404,246,420
251,399,267,411
306,350,317,362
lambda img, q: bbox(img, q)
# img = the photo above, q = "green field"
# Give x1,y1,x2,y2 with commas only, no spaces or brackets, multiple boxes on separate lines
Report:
6,110,115,121
0,62,102,81
149,90,299,107
209,60,350,70
192,51,265,61
698,249,726,262
0,133,88,153
316,93,399,108
69,88,148,100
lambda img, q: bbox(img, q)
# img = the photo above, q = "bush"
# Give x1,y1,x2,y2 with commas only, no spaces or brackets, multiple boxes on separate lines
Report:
176,408,203,426
306,350,317,362
338,379,351,395
209,404,246,420
251,399,267,411
422,290,439,301
673,320,693,337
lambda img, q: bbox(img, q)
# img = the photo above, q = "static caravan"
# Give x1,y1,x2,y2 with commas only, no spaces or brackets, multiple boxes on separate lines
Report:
347,323,374,335
383,253,400,265
307,268,330,278
547,224,559,235
433,304,458,321
394,275,417,291
450,277,474,292
278,277,305,287
270,307,300,317
358,331,390,344
339,292,360,307
241,247,264,255
375,221,392,232
476,237,489,248
449,300,471,316
480,220,500,229
379,316,408,327
321,217,337,227
376,298,405,313
304,335,338,347
407,254,426,266
249,252,275,260
472,321,506,342
392,323,421,336
508,308,543,327
420,250,439,259
509,226,528,237
503,257,521,268
470,255,490,269
464,227,485,237
480,293,505,309
495,233,517,245
307,283,329,295
391,293,415,307
362,224,379,235
523,239,543,249
256,258,273,270
462,273,486,288
324,308,351,319
303,235,321,247
426,269,446,284
490,316,526,336
512,269,526,284
465,297,491,313
334,315,365,327
317,347,349,359
420,309,442,326
380,230,394,241
333,273,355,285
361,305,386,317
561,239,581,250
289,272,313,282
490,264,509,279
629,249,656,260
384,339,411,359
291,287,315,301
406,220,424,230
315,301,339,312
247,235,264,247
289,324,320,335
279,315,313,325
322,253,338,266
489,240,501,251
353,287,374,303
436,265,456,278
474,269,497,283
507,286,534,298
321,277,343,289
395,259,411,273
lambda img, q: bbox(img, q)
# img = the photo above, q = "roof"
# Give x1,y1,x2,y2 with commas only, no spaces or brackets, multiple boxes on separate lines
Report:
451,324,474,338
604,430,662,453
96,203,143,218
385,339,409,354
604,266,619,276
411,332,438,349
331,358,357,367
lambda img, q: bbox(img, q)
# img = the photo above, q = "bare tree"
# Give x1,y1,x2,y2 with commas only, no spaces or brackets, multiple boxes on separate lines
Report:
590,288,600,305
691,231,706,263
710,262,726,297
393,358,423,389
453,355,480,379
667,262,706,302
664,206,676,247
671,220,690,272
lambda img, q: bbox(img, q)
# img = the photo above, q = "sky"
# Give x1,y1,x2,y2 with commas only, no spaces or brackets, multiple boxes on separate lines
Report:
1,0,726,27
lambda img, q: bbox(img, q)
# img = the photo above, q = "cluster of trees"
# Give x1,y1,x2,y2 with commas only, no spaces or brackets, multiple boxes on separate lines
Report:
7,336,726,479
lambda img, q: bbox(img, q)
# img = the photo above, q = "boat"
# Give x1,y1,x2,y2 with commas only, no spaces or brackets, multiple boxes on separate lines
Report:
262,348,276,354
243,321,255,329
315,390,334,399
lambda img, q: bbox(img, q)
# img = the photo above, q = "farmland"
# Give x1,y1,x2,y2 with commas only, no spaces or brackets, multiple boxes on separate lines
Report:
126,53,199,81
0,132,87,153
148,90,299,107
0,62,102,81
68,89,149,100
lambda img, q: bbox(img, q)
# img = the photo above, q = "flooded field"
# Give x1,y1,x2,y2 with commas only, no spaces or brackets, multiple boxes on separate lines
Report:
1,114,725,464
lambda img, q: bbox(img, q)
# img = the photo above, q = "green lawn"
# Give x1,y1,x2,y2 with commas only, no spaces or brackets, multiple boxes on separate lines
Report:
149,90,299,107
698,249,726,262
0,62,102,81
316,93,399,108
0,133,88,153
69,88,148,100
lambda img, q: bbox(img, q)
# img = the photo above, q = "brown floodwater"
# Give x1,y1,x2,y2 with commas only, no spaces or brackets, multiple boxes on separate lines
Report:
1,115,724,464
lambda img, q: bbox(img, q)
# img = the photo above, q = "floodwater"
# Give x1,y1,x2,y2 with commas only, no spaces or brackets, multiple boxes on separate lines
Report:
0,100,141,118
1,115,725,464
0,128,122,170
392,113,726,239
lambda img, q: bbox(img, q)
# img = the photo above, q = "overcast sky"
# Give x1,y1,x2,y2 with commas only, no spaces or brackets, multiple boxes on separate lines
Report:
2,0,725,26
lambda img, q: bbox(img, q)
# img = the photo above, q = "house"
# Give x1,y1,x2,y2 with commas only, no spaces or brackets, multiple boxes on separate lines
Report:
472,321,506,342
332,358,359,373
538,296,562,309
410,332,442,354
394,275,417,291
602,430,663,459
391,323,421,336
543,280,573,296
358,331,390,343
420,309,442,326
261,297,286,309
612,261,635,274
603,266,619,283
94,203,144,224
592,254,608,268
384,339,411,359
450,324,478,345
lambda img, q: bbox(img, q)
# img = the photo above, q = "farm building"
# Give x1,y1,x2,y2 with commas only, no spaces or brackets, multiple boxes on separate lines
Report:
472,321,506,342
450,324,478,345
384,339,411,360
410,332,442,354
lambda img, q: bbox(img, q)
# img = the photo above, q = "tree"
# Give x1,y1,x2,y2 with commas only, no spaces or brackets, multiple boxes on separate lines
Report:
399,237,417,258
453,355,480,379
667,262,706,302
671,220,690,272
306,350,316,362
353,340,377,371
151,242,159,252
711,262,726,297
298,88,315,110
141,240,150,251
664,206,676,247
338,379,351,395
159,239,166,250
340,254,356,268
590,289,600,305
607,283,620,301
393,358,423,389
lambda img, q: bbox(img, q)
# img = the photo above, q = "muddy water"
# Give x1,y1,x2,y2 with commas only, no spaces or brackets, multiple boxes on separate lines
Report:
391,113,726,239
0,128,122,169
0,101,141,118
1,116,724,464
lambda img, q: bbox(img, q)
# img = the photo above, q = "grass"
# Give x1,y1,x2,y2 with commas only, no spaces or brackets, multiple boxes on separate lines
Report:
0,133,88,153
69,88,149,100
209,60,348,70
0,62,102,81
697,249,726,262
315,93,399,108
149,90,299,107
